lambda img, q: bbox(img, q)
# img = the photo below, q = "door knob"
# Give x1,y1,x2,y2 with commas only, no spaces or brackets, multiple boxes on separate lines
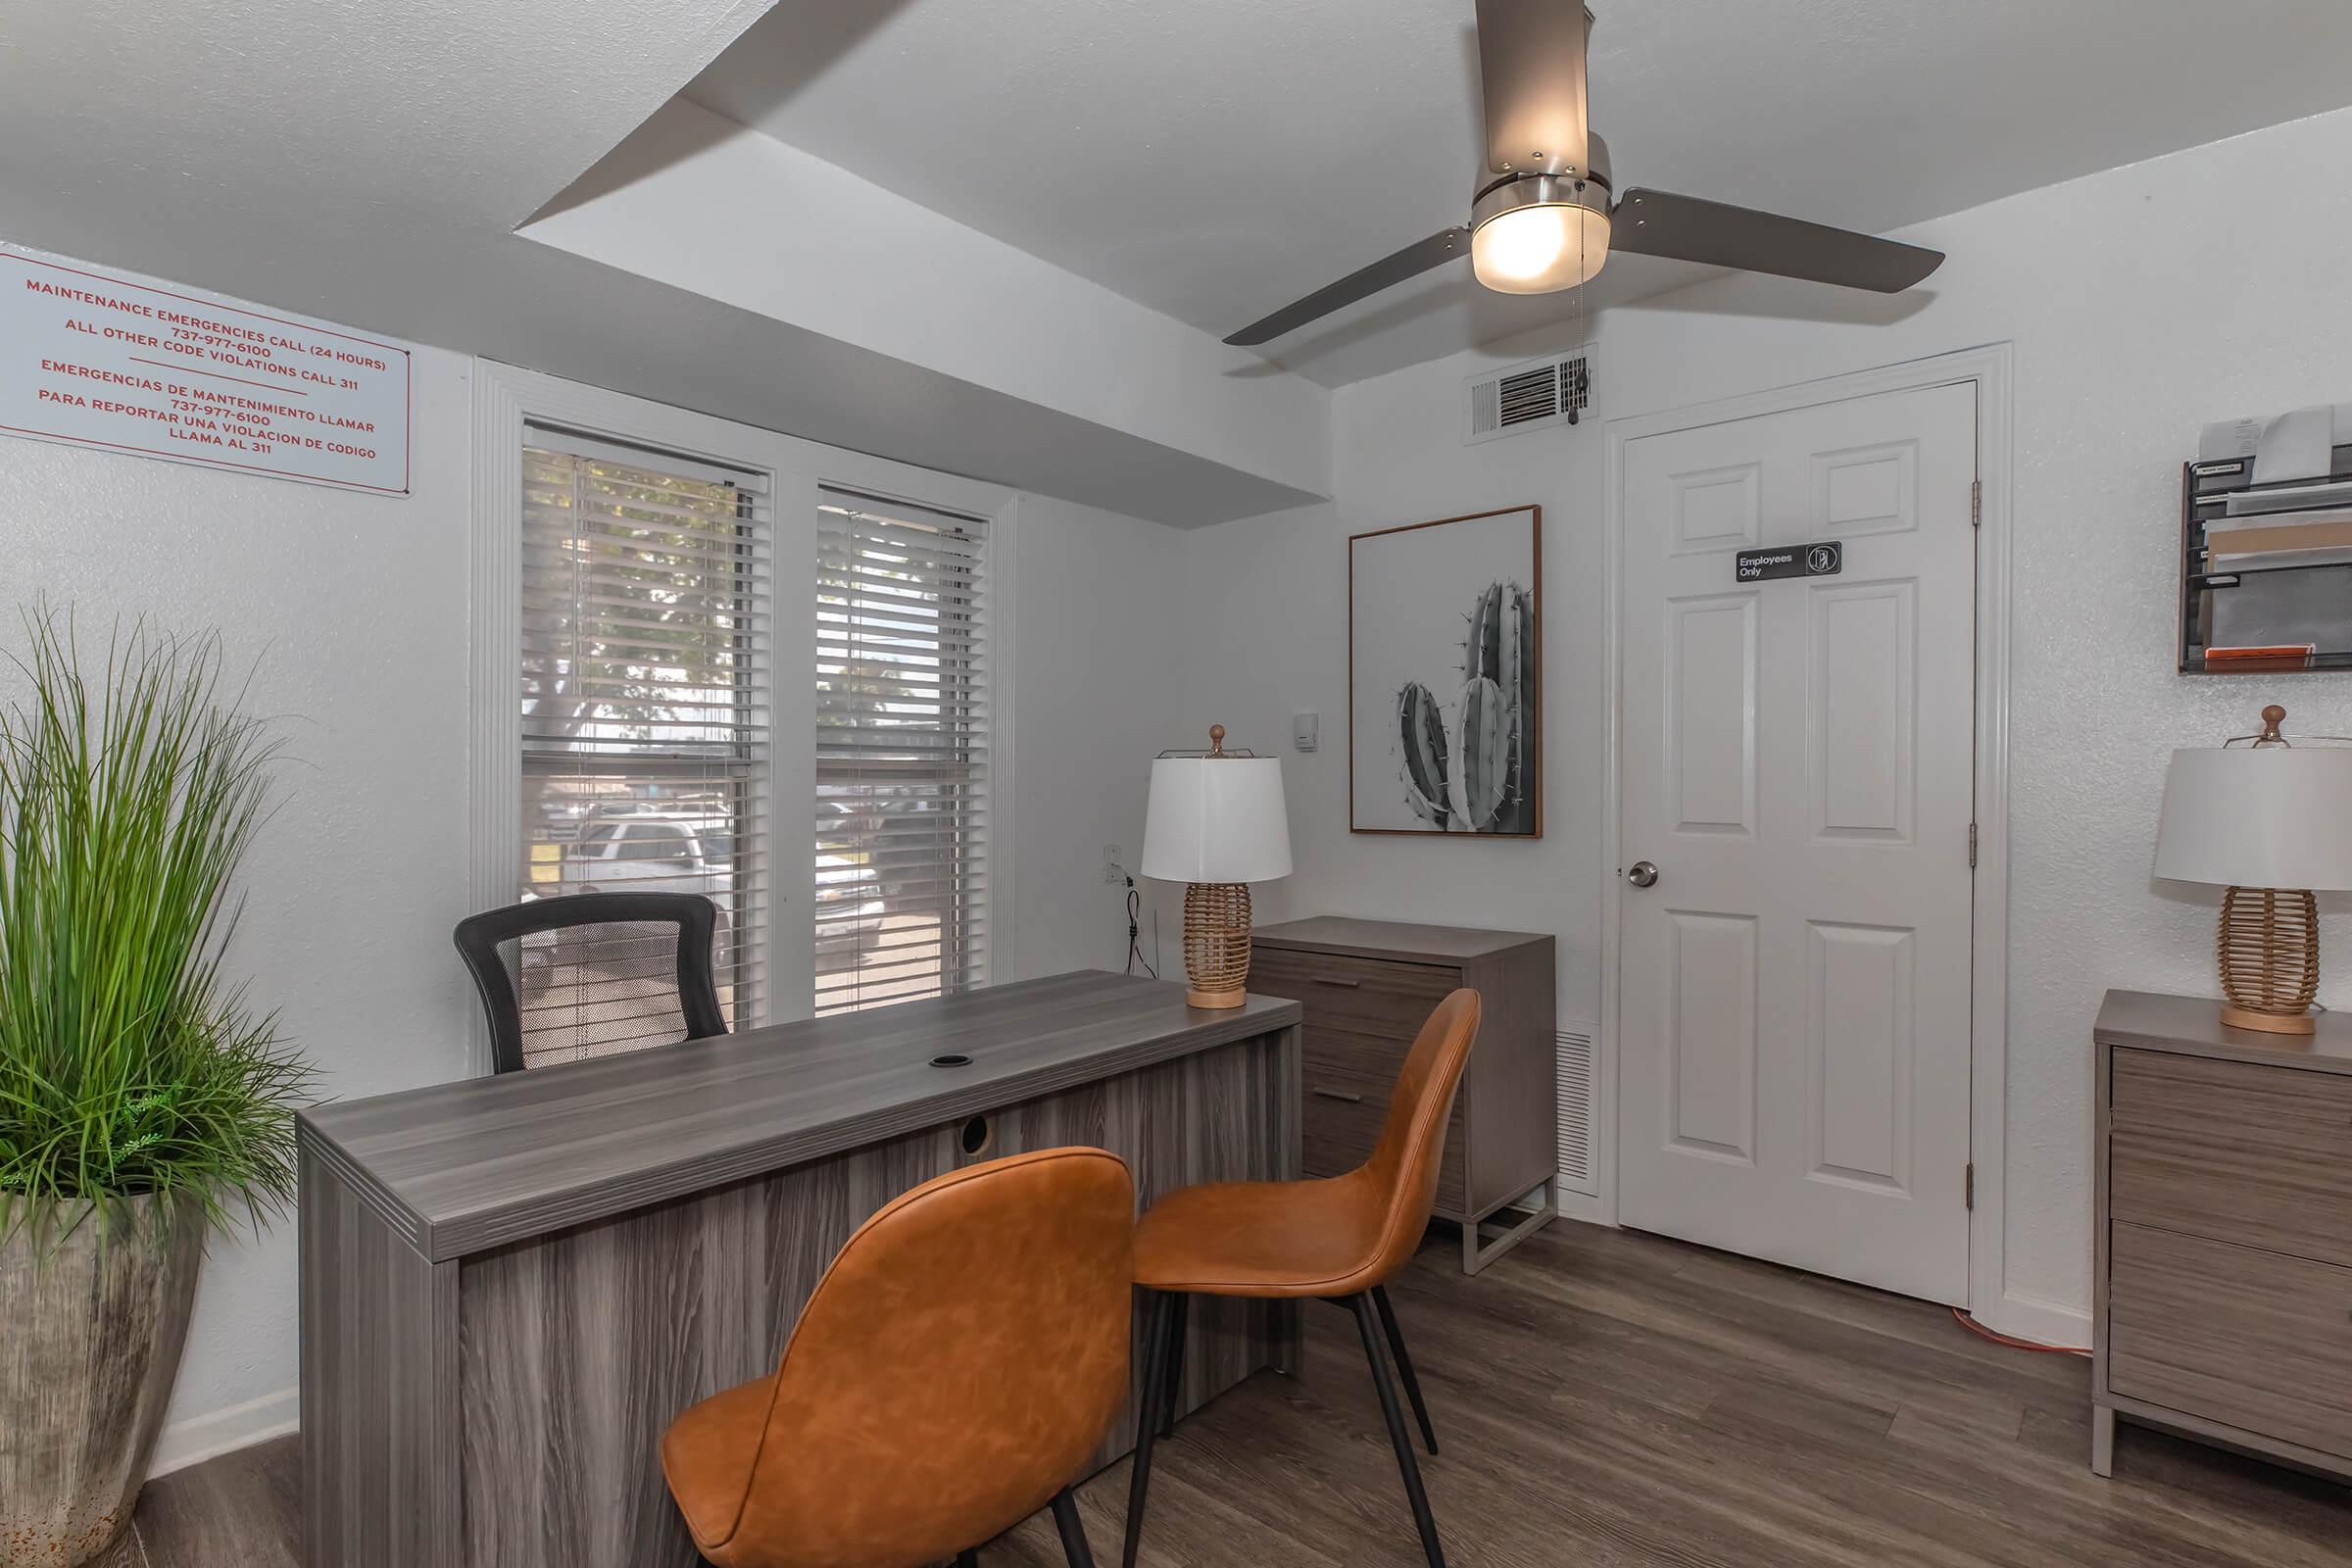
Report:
1626,860,1660,888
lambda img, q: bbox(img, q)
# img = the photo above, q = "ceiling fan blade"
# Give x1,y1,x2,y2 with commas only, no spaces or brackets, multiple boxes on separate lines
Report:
1224,228,1470,346
1611,188,1944,292
1473,0,1592,177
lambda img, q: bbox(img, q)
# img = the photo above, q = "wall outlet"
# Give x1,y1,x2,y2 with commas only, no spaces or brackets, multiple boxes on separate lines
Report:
1102,844,1124,883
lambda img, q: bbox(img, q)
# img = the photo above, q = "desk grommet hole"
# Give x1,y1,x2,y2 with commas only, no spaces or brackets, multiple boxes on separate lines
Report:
960,1114,993,1155
930,1053,972,1068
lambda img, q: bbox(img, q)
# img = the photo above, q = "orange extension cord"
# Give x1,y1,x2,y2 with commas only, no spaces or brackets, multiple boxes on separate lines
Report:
1951,1306,2089,1356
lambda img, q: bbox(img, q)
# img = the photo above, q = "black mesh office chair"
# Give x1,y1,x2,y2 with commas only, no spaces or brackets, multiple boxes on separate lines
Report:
453,892,728,1075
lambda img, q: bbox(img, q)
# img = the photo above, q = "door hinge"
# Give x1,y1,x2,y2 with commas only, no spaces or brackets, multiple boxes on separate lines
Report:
1970,478,1983,528
1965,1162,1976,1210
1967,821,1979,867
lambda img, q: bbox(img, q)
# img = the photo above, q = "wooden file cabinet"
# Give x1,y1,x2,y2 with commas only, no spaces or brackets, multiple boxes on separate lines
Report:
1251,917,1557,1273
2092,989,2352,1482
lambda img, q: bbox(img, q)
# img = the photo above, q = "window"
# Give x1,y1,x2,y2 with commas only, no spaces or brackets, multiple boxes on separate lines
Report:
516,426,771,1060
814,487,990,1014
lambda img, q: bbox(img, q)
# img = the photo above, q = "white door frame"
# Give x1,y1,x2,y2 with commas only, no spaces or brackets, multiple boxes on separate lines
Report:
1597,343,2021,1331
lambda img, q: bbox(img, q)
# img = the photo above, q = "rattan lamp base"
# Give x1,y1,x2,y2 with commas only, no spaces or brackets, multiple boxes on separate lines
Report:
1182,880,1252,1009
2216,885,2319,1035
2219,1004,2317,1036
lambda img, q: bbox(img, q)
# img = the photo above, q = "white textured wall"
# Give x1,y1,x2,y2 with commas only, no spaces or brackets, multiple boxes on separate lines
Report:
1180,104,2352,1332
1008,493,1196,979
0,348,480,1458
0,345,1194,1464
1172,435,1602,1030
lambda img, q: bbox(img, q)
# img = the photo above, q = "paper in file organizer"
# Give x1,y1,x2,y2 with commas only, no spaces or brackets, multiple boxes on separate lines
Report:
2194,401,2352,660
2225,480,2352,517
2198,403,2352,559
2199,402,2352,478
2206,508,2352,565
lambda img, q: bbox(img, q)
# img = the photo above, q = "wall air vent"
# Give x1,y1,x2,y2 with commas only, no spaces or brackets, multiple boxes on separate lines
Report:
1557,1026,1597,1195
1465,350,1592,445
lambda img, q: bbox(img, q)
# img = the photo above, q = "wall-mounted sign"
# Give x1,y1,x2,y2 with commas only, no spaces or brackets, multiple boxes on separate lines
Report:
1736,540,1842,581
0,249,410,495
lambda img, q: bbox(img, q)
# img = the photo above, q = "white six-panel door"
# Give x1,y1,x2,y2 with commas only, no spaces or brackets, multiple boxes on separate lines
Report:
1617,380,1979,1305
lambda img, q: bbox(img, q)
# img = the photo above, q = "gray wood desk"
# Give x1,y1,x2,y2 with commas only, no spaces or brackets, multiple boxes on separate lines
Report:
298,971,1302,1568
2092,989,2352,1483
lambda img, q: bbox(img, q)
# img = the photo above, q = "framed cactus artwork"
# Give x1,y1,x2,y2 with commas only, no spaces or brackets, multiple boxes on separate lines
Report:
1348,505,1542,837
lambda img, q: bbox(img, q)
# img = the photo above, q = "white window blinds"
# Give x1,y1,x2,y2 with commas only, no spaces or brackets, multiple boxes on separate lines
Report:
815,487,990,1014
516,426,771,1063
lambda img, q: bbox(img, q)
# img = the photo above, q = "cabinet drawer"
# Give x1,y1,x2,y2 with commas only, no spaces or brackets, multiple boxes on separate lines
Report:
1303,1020,1417,1085
2110,1049,2352,1268
1299,1056,1468,1218
1250,948,1458,1041
2108,1222,2352,1459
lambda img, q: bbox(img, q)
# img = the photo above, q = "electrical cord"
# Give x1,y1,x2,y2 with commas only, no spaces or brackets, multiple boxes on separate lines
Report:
1124,876,1157,979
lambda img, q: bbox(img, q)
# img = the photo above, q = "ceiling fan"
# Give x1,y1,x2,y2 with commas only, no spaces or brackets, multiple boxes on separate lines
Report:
1224,0,1945,347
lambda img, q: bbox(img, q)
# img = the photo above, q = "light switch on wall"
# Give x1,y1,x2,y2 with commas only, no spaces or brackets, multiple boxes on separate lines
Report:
1294,712,1319,753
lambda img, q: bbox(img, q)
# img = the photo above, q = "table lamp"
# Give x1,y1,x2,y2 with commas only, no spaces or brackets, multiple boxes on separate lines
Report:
1142,725,1293,1008
2153,705,2352,1034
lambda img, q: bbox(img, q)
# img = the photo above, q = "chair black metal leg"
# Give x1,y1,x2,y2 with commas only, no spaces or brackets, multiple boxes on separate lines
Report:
1051,1488,1098,1568
1122,1290,1177,1568
1348,1293,1447,1568
1158,1292,1189,1440
1372,1285,1439,1456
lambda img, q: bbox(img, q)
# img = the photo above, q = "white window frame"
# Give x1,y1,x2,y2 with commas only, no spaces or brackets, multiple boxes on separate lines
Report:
470,362,1018,1067
815,482,1003,1014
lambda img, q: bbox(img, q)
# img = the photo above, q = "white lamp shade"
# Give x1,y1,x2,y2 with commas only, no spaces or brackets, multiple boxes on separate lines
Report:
2153,745,2352,890
1140,757,1292,884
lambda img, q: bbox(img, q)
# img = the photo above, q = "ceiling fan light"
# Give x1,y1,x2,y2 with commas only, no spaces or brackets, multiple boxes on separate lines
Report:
1470,176,1611,294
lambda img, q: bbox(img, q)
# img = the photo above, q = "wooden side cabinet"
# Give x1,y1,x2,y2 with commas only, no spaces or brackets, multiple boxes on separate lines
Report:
1251,917,1557,1273
2092,989,2352,1482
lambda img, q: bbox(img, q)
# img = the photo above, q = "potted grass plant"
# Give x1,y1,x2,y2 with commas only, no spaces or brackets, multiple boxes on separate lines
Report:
0,607,309,1567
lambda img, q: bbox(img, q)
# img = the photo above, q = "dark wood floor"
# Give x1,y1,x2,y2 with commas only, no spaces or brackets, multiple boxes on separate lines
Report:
122,1221,2352,1567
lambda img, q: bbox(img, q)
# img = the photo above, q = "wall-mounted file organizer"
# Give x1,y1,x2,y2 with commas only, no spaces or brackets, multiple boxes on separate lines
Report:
2180,448,2352,673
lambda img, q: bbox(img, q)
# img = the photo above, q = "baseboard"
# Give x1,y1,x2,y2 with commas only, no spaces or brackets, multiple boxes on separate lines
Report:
148,1386,298,1478
1982,1288,2092,1350
1554,1186,1614,1228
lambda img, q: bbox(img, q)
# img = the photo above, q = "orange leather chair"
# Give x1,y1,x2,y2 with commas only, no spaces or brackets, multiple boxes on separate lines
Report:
1122,989,1481,1568
662,1147,1134,1568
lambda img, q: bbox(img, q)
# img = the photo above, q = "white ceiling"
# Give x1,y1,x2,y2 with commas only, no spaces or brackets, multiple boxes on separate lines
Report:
9,1,2352,521
690,0,2352,386
0,0,1327,523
